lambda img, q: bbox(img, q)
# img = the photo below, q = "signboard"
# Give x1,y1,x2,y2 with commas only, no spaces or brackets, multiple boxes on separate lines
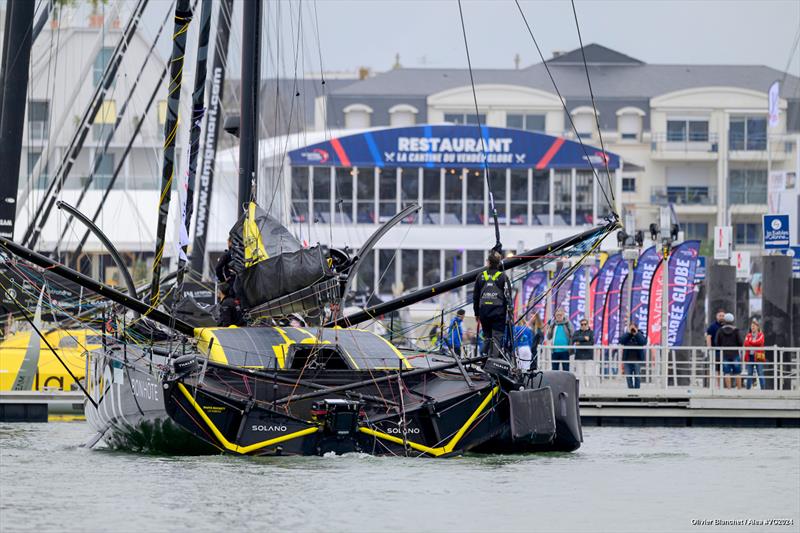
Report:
732,251,751,279
763,214,790,249
780,246,800,277
713,226,731,260
695,256,706,281
289,125,621,170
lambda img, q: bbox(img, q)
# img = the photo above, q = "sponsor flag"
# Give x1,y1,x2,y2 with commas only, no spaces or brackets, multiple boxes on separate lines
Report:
630,246,661,337
647,241,700,346
592,253,622,343
569,264,598,330
521,271,547,321
768,81,779,128
603,260,630,346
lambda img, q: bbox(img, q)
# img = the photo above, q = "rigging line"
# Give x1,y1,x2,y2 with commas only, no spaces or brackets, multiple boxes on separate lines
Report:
456,0,501,251
512,0,616,218
569,0,615,206
780,24,800,87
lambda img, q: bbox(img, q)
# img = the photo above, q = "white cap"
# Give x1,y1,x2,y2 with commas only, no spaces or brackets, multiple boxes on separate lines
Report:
724,313,734,323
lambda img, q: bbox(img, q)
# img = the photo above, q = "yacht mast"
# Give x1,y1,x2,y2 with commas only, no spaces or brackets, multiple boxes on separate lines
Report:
238,0,262,208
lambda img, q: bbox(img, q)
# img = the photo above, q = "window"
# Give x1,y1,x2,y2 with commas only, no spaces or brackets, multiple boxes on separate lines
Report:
389,104,417,127
400,168,420,223
334,167,354,223
356,248,375,293
378,168,398,221
93,47,114,87
466,250,484,301
28,100,49,140
93,101,116,142
401,249,419,291
444,113,485,125
90,153,114,190
422,168,441,224
356,168,375,223
313,168,331,223
531,170,549,225
622,177,636,192
343,104,372,129
510,169,528,225
553,170,571,226
507,113,545,132
617,109,643,141
27,151,49,189
571,108,595,138
157,100,167,126
423,250,440,286
575,171,593,225
488,170,506,222
730,116,767,150
378,249,396,294
667,186,711,205
734,222,761,245
684,222,709,242
729,169,767,204
666,119,709,142
291,166,310,222
444,250,462,279
466,170,484,224
444,169,463,224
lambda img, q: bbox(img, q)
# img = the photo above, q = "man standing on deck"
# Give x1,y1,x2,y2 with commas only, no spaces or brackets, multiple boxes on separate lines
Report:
473,251,509,359
706,309,726,387
446,309,466,357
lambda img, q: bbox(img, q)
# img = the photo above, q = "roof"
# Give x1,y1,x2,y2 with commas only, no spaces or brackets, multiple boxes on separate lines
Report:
546,43,644,65
327,44,800,99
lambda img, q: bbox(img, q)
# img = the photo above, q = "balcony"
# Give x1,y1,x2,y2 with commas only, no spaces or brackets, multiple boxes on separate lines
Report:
651,186,717,212
650,132,719,160
729,133,794,161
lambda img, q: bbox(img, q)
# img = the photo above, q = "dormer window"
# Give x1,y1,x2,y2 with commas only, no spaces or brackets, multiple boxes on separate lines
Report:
389,104,418,127
570,106,596,139
343,104,373,129
616,107,645,141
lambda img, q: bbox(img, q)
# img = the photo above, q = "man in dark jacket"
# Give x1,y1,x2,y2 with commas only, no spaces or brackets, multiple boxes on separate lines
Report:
619,323,647,389
217,283,242,327
715,312,743,389
571,318,595,386
215,237,236,284
473,251,509,359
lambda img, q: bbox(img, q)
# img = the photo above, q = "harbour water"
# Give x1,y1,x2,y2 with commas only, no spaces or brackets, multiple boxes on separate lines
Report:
1,423,798,532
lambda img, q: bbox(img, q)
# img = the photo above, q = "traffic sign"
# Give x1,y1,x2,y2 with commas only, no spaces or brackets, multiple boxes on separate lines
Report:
763,214,790,249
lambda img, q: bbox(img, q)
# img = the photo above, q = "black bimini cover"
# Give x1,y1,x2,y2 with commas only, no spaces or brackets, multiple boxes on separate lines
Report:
229,204,333,309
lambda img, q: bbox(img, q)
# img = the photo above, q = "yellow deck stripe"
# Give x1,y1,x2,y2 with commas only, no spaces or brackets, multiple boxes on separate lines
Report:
177,383,317,454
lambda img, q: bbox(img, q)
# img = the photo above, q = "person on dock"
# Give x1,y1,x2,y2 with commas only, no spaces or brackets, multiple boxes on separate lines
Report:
743,319,766,390
715,313,743,389
473,251,509,359
571,318,595,387
513,317,534,370
706,309,726,387
620,323,646,389
446,309,466,357
546,307,573,371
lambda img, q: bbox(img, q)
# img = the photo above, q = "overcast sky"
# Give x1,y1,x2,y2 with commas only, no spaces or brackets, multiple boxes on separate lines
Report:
136,0,799,79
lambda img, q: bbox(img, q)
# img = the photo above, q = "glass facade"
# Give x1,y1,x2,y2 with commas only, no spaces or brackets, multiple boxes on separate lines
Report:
289,165,612,227
729,169,767,205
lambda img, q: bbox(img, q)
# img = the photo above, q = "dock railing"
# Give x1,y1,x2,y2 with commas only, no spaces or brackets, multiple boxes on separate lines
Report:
533,344,800,395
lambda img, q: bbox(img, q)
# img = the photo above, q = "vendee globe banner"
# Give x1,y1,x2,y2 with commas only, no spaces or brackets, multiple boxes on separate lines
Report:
289,125,621,170
647,241,700,346
603,260,630,346
522,271,547,321
592,254,622,343
630,247,661,336
568,264,598,330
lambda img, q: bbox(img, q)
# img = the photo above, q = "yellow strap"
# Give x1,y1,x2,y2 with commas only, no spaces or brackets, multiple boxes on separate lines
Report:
482,271,489,281
243,201,268,267
491,271,501,281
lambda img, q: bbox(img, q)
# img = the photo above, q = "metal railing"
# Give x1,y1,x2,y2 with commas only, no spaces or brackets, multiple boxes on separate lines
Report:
651,132,719,153
650,186,716,206
535,344,800,394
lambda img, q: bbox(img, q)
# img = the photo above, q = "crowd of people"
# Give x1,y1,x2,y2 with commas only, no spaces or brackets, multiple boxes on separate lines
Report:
706,310,766,389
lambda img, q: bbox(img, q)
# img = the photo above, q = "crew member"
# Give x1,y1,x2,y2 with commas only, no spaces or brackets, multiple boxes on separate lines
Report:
473,251,509,359
217,282,242,327
215,237,236,284
446,309,466,357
